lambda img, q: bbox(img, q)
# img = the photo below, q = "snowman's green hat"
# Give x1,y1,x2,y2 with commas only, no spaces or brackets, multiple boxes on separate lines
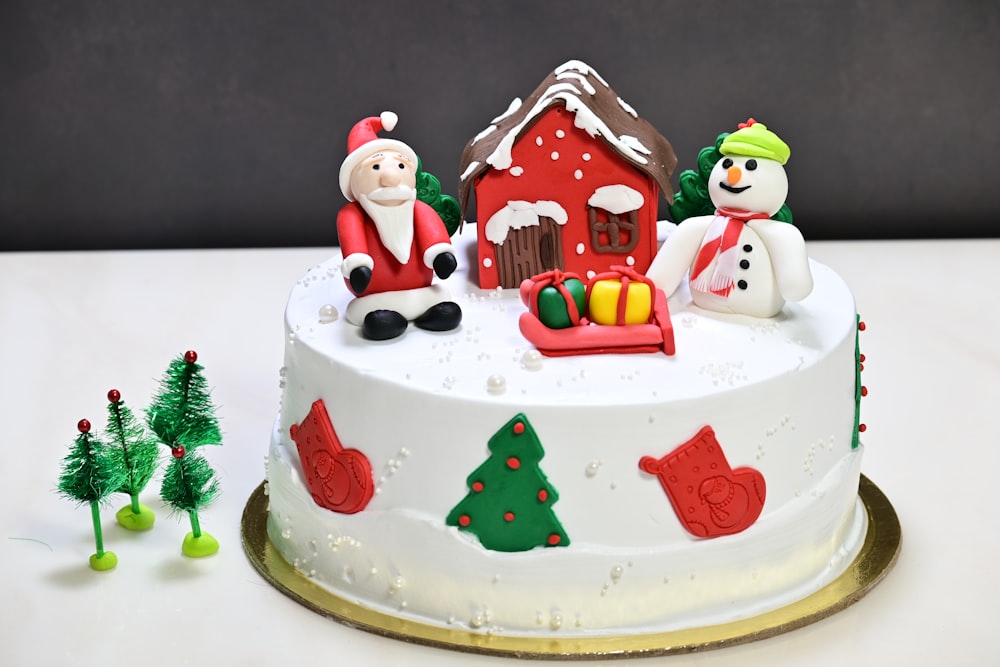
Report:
720,118,790,165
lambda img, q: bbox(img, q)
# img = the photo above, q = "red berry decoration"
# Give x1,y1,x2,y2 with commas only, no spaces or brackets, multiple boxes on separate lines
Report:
184,350,198,364
472,481,484,492
513,421,525,435
547,534,561,546
503,511,515,522
107,389,121,403
537,489,548,502
458,514,471,527
506,456,521,470
859,424,867,433
861,386,868,397
858,321,866,331
171,445,186,458
77,419,91,434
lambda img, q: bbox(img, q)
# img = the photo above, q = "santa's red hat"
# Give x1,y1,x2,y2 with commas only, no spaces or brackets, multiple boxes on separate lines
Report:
339,111,418,201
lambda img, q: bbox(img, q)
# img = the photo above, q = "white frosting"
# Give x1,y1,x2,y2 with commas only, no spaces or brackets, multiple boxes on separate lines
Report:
483,200,569,245
588,184,644,214
267,227,865,636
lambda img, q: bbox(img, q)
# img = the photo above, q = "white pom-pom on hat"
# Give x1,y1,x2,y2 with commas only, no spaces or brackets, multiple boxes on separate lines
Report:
380,111,398,132
339,111,417,201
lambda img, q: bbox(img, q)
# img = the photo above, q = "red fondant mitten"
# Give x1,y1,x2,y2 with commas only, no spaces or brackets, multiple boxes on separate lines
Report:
289,399,374,514
639,425,765,538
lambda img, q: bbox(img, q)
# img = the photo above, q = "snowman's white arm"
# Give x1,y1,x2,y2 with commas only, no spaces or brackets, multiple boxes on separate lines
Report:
750,219,814,302
645,216,713,296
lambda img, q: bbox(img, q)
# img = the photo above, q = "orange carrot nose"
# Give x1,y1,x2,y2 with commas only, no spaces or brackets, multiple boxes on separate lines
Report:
727,165,742,185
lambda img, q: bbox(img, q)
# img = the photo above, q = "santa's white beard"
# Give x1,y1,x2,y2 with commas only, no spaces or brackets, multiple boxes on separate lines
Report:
358,189,417,264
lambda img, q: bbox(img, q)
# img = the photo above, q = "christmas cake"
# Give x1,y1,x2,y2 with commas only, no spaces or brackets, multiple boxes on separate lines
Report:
263,61,867,639
265,232,865,637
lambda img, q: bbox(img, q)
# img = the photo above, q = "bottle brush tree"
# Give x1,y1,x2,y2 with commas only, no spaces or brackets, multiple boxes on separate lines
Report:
146,350,223,557
103,389,160,531
57,419,126,571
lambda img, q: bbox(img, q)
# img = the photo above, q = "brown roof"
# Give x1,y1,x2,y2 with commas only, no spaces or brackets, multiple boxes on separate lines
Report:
458,60,676,218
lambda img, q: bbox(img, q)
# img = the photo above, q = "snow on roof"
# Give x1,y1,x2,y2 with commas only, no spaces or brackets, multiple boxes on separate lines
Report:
484,200,568,245
459,60,677,215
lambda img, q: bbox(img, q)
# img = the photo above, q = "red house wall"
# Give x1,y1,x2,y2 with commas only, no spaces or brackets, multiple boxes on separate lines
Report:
473,106,660,289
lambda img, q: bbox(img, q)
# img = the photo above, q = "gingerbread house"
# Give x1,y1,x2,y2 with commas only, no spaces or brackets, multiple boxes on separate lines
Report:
459,60,677,289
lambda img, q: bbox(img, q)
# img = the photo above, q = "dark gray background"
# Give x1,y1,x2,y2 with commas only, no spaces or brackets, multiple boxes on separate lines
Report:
1,0,996,251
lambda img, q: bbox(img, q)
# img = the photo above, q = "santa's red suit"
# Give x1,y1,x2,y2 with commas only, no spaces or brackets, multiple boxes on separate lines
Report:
337,200,455,323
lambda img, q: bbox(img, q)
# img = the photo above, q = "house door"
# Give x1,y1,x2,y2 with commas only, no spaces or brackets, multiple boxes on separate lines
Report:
495,216,564,288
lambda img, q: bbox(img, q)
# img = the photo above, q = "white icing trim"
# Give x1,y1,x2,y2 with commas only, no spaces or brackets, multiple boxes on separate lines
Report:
460,160,480,181
588,184,645,214
617,96,638,118
341,252,373,276
484,200,568,245
470,124,497,146
422,242,456,270
555,71,596,95
619,135,652,155
490,97,522,124
554,59,609,88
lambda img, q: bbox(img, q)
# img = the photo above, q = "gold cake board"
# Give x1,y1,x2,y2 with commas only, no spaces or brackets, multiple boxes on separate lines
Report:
241,475,900,660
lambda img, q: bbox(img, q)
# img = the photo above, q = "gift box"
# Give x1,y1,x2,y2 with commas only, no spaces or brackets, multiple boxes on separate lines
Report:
587,268,654,326
521,270,586,330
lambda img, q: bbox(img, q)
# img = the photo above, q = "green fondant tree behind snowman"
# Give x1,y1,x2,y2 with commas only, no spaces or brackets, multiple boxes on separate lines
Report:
146,350,222,557
447,414,569,552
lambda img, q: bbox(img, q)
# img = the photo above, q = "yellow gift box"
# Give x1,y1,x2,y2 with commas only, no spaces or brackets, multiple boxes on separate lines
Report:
588,278,653,325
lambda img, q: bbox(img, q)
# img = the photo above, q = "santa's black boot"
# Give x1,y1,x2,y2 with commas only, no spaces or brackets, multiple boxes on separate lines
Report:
414,302,462,332
362,309,408,340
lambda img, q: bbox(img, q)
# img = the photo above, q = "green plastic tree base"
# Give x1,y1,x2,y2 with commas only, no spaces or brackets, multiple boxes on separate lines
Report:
182,532,219,558
89,551,118,571
116,504,156,531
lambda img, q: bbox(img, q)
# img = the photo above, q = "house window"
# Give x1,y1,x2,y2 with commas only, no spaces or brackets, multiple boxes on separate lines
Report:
588,206,640,254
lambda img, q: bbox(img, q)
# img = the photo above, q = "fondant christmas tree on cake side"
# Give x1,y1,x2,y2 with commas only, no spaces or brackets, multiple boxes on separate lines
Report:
447,414,569,552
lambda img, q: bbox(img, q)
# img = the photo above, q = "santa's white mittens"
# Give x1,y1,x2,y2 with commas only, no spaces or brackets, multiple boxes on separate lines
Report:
423,243,456,270
341,252,374,276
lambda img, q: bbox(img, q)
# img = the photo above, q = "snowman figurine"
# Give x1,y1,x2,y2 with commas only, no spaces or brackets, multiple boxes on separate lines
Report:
646,119,812,318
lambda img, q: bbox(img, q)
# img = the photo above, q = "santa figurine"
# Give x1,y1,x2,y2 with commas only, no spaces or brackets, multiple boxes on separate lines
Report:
337,111,462,340
646,119,812,318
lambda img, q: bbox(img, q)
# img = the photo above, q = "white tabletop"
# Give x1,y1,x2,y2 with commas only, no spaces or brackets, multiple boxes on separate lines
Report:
1,238,996,666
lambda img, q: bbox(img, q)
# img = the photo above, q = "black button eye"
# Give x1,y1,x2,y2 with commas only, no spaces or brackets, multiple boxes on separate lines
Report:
722,158,733,169
372,163,380,171
746,159,757,171
398,162,406,169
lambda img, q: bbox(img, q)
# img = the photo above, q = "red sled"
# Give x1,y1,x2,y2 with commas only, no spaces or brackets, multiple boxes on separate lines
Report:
518,269,675,357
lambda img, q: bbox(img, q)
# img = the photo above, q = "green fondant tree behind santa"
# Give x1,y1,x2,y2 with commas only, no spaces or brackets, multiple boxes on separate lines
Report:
447,414,569,552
